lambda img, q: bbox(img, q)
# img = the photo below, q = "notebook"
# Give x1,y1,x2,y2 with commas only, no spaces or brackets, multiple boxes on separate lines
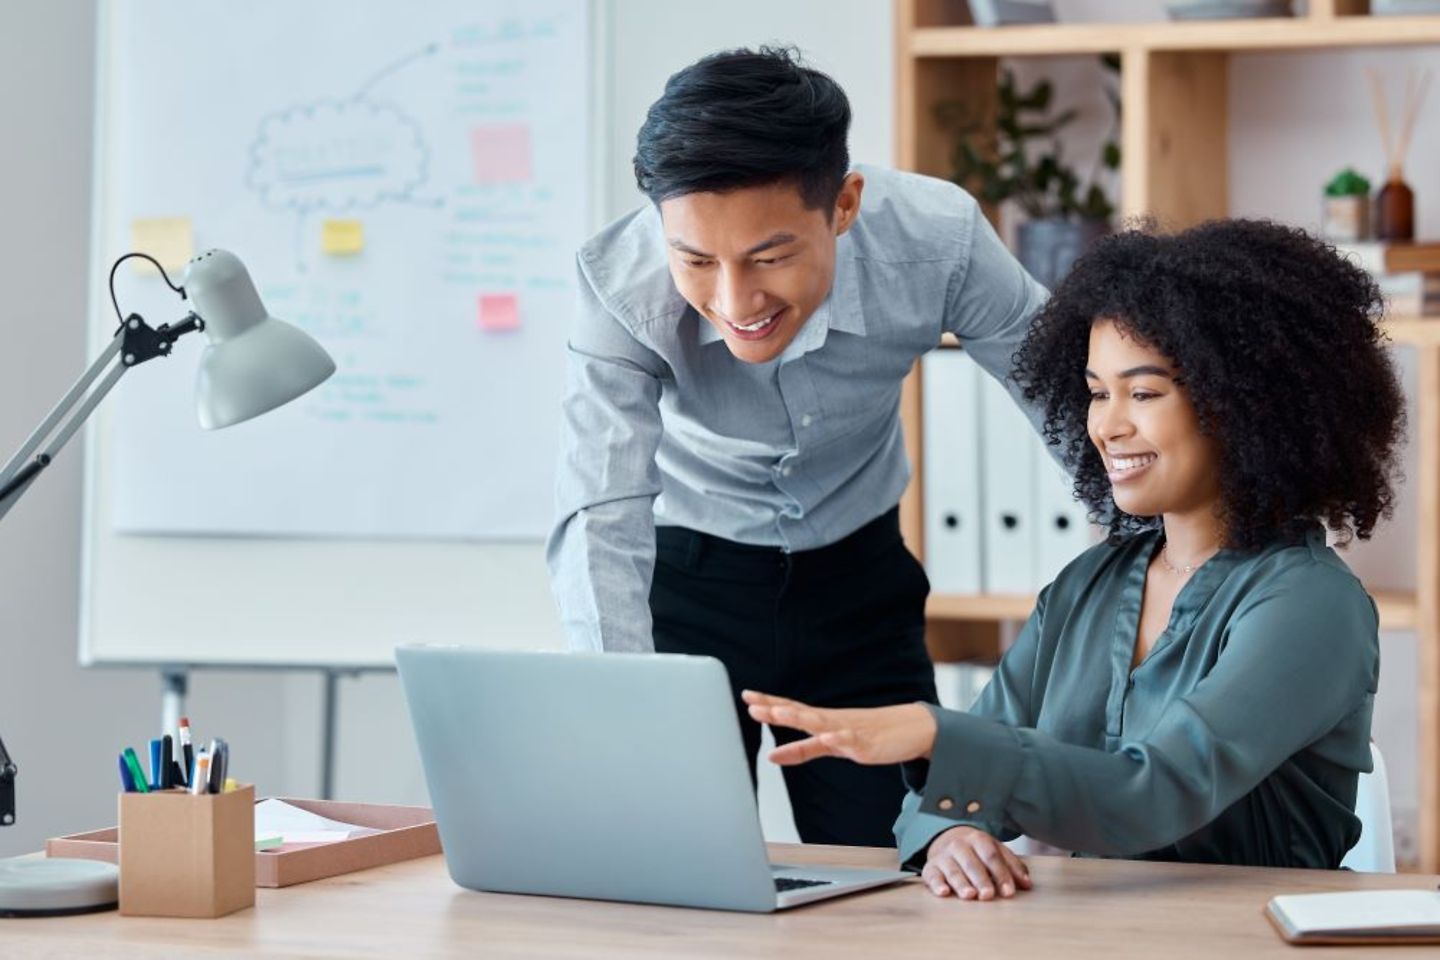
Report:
1266,889,1440,945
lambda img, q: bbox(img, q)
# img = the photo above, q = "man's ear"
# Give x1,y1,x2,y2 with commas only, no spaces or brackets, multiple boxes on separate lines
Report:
833,172,865,236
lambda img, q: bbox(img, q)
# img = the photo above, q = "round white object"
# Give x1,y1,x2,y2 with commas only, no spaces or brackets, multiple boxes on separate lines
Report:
0,857,119,917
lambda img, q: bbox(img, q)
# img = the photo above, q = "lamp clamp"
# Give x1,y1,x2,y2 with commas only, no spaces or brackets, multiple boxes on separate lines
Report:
118,312,206,368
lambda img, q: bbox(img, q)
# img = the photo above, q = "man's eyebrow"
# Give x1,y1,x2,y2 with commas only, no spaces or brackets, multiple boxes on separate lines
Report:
1084,365,1175,379
666,232,800,258
743,232,798,256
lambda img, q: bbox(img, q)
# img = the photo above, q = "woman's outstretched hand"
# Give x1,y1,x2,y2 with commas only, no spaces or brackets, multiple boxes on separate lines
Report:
740,691,938,766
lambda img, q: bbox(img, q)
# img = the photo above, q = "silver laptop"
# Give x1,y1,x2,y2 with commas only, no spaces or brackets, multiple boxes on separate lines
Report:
396,646,911,912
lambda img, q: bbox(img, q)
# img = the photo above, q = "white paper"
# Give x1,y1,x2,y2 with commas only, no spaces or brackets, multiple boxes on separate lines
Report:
254,798,381,845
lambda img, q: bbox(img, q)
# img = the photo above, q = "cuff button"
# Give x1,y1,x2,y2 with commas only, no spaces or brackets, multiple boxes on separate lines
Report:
966,800,982,814
937,797,955,811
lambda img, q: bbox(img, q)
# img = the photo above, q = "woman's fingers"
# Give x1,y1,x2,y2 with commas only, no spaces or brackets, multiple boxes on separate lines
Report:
949,844,998,900
920,862,954,897
974,841,1019,897
740,690,803,709
1000,844,1033,890
933,851,979,900
747,701,832,737
767,735,838,765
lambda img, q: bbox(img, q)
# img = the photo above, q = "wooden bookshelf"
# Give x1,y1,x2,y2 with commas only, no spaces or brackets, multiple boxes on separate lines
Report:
895,0,1440,870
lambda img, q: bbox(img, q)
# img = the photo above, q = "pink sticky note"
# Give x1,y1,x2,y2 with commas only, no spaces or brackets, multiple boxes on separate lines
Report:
470,124,532,184
478,293,521,332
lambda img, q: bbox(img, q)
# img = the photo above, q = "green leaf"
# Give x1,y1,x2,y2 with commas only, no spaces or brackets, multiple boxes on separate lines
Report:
1103,142,1121,169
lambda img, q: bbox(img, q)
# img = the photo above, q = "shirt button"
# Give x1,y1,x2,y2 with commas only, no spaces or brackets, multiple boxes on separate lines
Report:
966,800,982,814
781,466,793,477
800,413,814,428
937,798,954,811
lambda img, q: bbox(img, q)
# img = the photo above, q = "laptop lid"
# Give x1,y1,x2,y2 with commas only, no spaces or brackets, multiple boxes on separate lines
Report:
396,647,779,912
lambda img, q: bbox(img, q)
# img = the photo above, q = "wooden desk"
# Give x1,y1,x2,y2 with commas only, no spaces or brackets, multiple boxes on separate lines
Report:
8,844,1438,958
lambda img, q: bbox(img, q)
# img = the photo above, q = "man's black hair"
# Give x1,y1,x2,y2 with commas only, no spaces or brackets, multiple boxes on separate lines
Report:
633,46,851,211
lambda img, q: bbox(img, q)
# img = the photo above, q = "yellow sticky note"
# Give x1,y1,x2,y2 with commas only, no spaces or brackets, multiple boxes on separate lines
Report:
322,219,365,255
129,216,194,273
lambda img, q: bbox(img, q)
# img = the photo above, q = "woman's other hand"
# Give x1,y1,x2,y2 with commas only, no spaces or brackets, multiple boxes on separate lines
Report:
923,826,1032,901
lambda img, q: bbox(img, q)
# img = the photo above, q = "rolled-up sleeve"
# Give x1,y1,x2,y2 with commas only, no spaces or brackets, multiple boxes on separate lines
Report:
545,259,668,653
911,563,1378,858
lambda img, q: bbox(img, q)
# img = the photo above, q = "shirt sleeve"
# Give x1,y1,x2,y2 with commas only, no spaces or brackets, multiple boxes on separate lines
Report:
544,259,668,653
941,195,1052,441
893,589,1047,868
912,562,1378,857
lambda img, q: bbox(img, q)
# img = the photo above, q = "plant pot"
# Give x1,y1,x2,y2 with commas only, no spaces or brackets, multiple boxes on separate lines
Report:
1017,218,1110,291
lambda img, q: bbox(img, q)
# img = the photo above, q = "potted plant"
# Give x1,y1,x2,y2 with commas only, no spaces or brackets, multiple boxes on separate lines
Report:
937,57,1120,290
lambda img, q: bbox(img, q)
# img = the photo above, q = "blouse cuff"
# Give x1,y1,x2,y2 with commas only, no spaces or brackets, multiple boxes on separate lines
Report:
917,704,1024,834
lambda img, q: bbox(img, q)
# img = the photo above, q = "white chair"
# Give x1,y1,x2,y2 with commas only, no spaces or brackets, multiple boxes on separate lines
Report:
1341,740,1396,873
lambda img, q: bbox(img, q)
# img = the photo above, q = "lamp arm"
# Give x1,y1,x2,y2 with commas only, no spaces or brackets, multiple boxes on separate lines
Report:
0,734,13,826
0,312,204,525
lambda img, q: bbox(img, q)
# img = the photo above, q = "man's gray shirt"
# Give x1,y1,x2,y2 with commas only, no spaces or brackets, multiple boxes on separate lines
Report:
547,165,1048,652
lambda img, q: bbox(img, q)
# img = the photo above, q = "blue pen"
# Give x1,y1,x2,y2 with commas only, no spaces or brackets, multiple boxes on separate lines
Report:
118,752,135,792
148,738,162,790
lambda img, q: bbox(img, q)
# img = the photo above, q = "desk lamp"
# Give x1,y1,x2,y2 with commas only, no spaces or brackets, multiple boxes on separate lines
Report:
0,249,335,916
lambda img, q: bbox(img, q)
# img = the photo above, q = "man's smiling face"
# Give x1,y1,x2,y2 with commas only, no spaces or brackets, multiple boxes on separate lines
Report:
659,173,863,364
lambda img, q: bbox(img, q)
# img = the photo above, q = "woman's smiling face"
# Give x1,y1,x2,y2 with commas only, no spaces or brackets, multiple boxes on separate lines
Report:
1085,318,1222,521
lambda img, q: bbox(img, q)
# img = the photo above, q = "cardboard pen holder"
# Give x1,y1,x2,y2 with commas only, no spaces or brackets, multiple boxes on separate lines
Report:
118,784,256,918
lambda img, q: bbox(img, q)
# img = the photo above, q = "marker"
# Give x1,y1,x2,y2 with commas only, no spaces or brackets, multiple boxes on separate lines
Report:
207,738,228,795
160,735,174,789
178,717,194,787
223,778,238,794
122,747,150,794
191,749,210,795
118,752,135,792
148,738,162,790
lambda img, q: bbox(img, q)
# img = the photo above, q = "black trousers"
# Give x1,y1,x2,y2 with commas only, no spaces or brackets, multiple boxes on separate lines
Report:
650,507,938,848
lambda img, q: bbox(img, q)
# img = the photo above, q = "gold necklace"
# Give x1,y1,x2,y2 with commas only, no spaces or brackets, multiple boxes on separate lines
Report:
1159,543,1208,576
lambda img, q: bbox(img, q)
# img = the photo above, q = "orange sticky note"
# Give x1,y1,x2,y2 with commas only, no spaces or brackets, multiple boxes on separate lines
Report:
129,216,194,273
470,125,532,184
477,294,520,332
321,219,364,255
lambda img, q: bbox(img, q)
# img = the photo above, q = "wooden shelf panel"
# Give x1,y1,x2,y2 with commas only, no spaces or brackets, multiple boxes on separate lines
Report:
909,17,1440,59
930,589,1419,630
1385,316,1440,347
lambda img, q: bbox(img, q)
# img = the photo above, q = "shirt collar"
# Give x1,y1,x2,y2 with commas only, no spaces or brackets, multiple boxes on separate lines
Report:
696,231,865,351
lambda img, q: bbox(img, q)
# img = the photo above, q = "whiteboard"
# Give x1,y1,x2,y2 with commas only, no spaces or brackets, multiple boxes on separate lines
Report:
81,0,600,666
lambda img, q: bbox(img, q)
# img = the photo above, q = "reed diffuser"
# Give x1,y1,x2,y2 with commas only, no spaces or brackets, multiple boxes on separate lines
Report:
1367,67,1432,242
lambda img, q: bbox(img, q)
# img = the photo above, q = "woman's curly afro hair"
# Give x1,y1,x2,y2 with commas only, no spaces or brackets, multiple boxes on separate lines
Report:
1011,218,1405,551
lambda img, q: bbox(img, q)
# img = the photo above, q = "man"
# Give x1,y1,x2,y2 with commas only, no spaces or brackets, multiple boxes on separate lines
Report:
547,47,1046,847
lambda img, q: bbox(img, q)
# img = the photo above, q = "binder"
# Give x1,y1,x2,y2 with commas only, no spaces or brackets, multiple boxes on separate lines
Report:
1034,454,1091,586
921,351,982,594
978,374,1035,593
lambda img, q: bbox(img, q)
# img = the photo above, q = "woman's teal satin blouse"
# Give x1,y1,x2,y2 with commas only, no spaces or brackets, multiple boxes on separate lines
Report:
895,525,1379,870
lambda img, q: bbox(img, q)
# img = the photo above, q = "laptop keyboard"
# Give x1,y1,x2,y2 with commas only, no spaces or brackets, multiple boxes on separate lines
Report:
774,877,834,893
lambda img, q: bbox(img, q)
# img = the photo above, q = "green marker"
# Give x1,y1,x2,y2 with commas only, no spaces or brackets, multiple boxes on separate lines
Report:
122,747,150,793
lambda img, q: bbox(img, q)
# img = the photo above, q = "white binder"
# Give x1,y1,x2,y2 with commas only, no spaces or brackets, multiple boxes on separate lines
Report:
1034,454,1091,586
921,350,982,594
978,374,1036,593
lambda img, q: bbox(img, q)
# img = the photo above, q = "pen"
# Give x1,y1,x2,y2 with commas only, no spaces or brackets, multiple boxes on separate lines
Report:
148,738,162,791
179,717,194,787
122,747,150,794
160,734,174,790
118,752,135,792
191,749,210,795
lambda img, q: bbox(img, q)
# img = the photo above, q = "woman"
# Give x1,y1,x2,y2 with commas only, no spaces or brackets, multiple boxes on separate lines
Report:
744,219,1406,901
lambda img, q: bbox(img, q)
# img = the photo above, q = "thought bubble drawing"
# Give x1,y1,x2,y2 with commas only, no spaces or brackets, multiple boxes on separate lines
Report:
246,44,442,270
248,99,428,215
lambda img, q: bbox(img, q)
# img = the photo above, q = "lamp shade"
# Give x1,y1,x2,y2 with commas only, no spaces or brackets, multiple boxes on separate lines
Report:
183,250,337,430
